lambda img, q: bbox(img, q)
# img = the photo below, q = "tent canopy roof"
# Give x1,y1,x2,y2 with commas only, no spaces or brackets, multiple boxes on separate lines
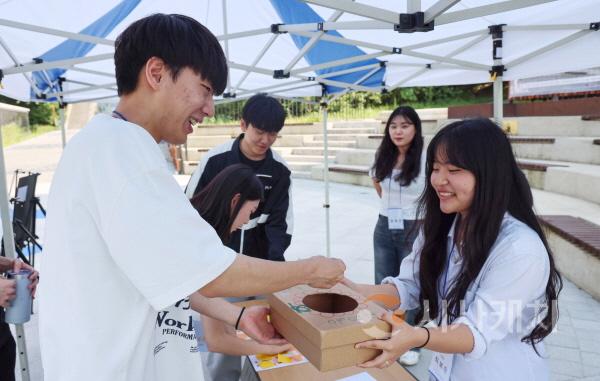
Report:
0,0,598,104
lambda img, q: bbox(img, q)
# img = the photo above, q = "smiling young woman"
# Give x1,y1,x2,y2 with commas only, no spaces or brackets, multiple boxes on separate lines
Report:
347,118,562,380
369,105,425,366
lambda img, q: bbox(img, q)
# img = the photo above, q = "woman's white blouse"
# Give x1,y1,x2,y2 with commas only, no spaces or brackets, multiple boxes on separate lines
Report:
370,154,426,220
383,213,551,380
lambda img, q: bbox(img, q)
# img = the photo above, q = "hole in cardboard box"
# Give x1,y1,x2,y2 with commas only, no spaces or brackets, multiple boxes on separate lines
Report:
302,293,358,313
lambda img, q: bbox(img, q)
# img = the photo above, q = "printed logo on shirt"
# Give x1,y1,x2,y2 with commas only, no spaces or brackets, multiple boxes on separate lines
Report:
154,298,199,356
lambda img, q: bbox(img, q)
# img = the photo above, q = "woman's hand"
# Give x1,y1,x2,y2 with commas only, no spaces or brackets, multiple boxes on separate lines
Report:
238,306,288,345
253,342,294,356
355,311,426,369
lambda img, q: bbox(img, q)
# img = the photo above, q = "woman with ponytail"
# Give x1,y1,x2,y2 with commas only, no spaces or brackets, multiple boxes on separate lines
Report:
345,118,561,380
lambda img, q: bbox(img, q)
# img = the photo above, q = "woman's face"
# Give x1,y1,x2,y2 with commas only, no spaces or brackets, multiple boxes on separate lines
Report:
231,199,260,232
430,149,476,217
388,115,416,151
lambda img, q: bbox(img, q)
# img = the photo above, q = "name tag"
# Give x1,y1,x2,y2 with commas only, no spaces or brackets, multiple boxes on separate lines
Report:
429,352,453,381
387,208,404,230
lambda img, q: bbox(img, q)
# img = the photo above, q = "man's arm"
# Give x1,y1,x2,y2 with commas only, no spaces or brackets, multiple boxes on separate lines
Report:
199,254,345,298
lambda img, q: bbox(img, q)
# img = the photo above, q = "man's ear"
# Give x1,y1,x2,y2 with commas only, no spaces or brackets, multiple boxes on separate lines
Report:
144,56,166,91
240,119,248,132
230,193,241,212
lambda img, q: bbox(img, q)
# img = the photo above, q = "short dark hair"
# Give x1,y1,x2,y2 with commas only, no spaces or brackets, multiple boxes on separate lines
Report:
190,164,263,243
241,94,286,133
114,14,228,96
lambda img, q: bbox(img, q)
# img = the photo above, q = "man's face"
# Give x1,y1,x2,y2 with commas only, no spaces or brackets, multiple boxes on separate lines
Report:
158,67,215,145
240,120,279,159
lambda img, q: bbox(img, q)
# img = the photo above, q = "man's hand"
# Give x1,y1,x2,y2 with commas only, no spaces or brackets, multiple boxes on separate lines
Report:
0,278,16,308
306,256,346,289
238,306,288,345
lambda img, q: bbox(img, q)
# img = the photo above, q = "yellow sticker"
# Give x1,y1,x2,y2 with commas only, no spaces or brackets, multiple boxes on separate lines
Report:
277,354,292,363
259,360,276,369
256,354,276,361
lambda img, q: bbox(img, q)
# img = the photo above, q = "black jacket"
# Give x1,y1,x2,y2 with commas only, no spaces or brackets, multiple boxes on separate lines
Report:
185,135,293,261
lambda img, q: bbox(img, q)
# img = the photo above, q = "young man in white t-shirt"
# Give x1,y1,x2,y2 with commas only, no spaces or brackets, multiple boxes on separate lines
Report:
38,14,345,381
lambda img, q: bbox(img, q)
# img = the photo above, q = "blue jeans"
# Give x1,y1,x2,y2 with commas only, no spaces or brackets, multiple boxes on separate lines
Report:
373,215,421,336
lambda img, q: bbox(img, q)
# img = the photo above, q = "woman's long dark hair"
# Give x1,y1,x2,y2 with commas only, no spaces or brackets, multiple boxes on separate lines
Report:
417,118,562,351
190,164,263,243
372,106,424,186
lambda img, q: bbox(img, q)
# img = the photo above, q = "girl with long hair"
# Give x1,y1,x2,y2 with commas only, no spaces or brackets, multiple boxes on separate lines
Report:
370,105,425,365
190,164,291,356
347,119,561,380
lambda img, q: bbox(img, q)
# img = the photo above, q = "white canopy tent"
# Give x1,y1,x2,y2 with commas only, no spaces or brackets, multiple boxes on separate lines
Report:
0,1,599,379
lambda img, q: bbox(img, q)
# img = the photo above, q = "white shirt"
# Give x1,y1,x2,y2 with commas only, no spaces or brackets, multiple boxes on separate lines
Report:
384,213,551,381
370,154,426,220
39,114,235,381
154,298,204,381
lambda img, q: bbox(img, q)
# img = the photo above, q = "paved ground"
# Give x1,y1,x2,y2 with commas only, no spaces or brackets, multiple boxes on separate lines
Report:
4,130,600,381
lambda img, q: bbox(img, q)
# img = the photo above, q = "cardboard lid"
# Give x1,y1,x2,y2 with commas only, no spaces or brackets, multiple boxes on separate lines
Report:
269,284,392,349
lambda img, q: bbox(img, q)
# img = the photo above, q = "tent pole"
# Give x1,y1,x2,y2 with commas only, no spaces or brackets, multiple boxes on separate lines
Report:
0,122,31,381
320,99,331,258
490,24,504,125
493,76,503,124
59,105,67,149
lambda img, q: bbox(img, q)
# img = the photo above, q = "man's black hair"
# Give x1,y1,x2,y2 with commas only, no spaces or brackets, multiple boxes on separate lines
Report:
114,14,228,96
241,94,287,133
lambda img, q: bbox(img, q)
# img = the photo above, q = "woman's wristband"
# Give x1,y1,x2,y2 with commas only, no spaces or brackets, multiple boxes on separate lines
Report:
414,326,430,349
234,307,246,331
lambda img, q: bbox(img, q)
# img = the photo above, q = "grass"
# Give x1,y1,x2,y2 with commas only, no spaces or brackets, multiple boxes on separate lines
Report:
1,123,57,147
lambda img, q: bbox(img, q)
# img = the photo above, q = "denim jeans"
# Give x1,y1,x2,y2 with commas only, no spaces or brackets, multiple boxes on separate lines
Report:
373,215,421,337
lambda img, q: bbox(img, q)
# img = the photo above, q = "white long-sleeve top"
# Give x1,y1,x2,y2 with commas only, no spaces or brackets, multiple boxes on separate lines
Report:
384,213,551,381
370,153,426,220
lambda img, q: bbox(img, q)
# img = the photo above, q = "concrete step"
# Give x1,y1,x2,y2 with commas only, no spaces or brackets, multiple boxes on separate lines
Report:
189,123,321,136
511,136,600,165
378,108,448,122
302,140,357,148
443,116,600,137
311,133,373,142
186,135,234,148
518,159,600,205
335,148,376,167
182,147,209,162
326,127,379,134
291,147,353,156
291,170,312,179
331,120,381,129
310,164,371,187
282,154,335,163
287,162,320,172
183,160,199,175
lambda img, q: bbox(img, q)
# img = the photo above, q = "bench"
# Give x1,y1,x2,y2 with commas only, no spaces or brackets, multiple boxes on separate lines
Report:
508,137,555,144
328,165,369,176
539,216,600,259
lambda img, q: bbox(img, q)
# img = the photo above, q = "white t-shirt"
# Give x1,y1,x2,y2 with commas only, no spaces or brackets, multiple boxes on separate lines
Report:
154,298,205,381
384,213,551,380
370,153,425,220
39,114,236,381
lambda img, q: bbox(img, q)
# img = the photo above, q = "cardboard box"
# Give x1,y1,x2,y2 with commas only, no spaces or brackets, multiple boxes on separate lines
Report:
268,283,392,372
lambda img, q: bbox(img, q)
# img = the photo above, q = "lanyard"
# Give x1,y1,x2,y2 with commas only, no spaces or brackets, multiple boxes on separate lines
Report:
112,110,128,122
